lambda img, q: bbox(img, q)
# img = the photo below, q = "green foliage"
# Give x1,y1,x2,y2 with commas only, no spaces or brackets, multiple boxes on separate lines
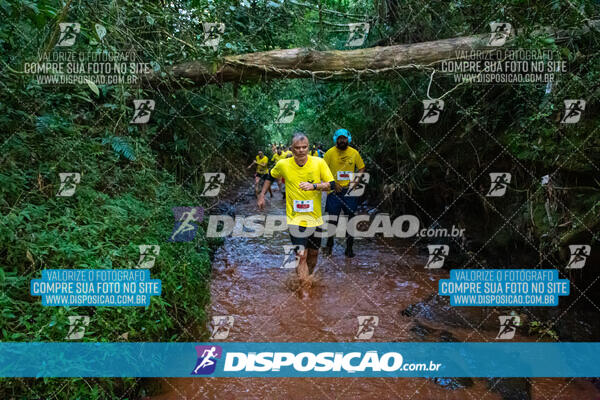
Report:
102,136,136,161
528,320,559,341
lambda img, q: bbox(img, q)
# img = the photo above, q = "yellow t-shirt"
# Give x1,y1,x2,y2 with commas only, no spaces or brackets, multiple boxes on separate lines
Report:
269,156,335,227
271,152,285,164
323,146,365,187
255,155,269,174
310,150,319,157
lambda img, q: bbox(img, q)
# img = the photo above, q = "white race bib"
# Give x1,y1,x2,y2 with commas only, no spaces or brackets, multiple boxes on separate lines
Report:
337,171,353,181
293,200,314,212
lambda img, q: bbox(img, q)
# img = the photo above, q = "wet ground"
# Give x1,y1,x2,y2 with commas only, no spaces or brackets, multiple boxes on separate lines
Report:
152,184,600,399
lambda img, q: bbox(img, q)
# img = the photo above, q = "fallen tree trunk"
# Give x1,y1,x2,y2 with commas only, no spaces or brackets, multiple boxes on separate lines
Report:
143,20,600,87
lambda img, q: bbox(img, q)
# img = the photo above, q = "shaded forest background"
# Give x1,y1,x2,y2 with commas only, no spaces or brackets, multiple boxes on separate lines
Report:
1,0,599,398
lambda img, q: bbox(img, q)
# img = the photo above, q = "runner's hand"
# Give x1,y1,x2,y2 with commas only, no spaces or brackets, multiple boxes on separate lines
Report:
299,182,314,191
257,193,265,209
334,182,343,193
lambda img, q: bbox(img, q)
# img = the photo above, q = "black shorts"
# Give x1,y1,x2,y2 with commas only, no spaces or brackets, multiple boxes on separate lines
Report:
289,225,323,250
255,173,269,180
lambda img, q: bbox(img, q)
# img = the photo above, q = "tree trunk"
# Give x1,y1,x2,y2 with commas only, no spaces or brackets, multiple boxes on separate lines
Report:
143,20,599,87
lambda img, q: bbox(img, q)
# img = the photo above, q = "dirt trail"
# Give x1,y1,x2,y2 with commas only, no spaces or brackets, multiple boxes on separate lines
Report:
153,185,599,400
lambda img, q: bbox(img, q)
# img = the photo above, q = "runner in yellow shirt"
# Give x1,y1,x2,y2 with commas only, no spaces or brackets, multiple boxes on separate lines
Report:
271,147,284,163
247,151,272,197
258,133,335,284
271,147,286,196
310,145,319,157
323,129,366,258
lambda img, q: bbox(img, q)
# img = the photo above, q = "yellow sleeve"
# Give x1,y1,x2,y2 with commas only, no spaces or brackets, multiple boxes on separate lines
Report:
323,149,331,167
354,150,365,170
270,160,283,179
319,158,335,182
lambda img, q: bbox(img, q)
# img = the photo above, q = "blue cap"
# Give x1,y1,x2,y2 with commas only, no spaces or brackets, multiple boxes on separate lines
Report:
333,129,351,144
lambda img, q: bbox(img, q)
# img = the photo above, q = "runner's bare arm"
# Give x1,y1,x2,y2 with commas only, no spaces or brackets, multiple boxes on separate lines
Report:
257,174,275,209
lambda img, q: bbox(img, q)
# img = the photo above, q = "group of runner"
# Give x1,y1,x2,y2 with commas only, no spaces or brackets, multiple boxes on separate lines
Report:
253,129,366,283
249,143,327,198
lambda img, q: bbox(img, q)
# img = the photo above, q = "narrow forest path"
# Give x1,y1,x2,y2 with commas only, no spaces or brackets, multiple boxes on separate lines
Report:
153,183,599,400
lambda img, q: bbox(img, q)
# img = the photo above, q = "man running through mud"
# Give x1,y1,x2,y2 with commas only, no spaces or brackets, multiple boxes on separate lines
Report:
257,133,335,282
323,129,366,258
247,150,272,197
271,146,286,196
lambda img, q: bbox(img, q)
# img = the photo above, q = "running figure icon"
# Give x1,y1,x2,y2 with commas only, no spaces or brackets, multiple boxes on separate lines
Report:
191,345,223,375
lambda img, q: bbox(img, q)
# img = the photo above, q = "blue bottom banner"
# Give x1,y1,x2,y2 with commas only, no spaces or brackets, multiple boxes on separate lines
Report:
1,342,599,378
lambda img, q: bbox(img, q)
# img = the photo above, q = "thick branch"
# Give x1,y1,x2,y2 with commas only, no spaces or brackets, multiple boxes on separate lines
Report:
143,20,600,87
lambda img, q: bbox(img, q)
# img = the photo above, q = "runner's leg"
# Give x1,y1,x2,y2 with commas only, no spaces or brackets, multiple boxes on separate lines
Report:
296,247,309,280
341,191,358,257
324,193,341,253
306,227,321,274
254,175,260,196
290,226,310,281
267,176,273,198
307,248,319,275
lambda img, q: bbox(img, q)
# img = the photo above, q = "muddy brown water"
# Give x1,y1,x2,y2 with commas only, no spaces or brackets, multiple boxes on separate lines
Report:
152,185,599,399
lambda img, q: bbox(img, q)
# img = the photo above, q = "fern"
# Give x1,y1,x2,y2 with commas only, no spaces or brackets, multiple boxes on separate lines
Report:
101,136,136,161
35,114,64,134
